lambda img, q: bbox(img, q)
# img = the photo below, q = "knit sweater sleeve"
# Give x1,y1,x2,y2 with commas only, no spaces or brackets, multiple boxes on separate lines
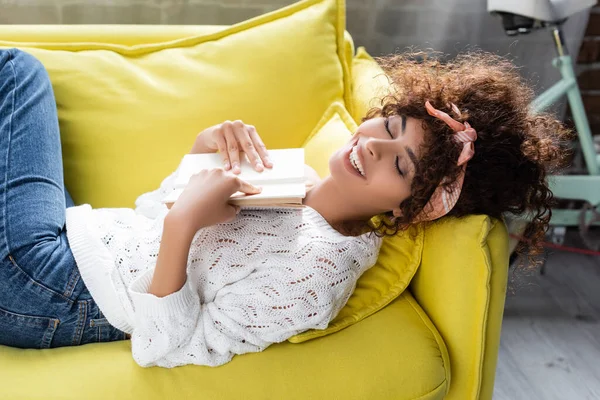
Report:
134,166,180,219
127,237,380,368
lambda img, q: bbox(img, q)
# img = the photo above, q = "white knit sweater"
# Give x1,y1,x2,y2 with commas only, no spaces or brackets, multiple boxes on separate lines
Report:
65,169,382,368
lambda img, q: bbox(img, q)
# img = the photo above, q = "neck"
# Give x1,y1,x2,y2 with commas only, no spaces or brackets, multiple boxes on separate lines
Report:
302,177,372,232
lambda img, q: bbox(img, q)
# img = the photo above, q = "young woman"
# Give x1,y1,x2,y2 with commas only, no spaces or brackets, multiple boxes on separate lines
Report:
0,48,570,368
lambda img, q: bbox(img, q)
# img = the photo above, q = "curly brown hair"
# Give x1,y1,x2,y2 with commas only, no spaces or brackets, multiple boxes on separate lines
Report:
362,50,573,258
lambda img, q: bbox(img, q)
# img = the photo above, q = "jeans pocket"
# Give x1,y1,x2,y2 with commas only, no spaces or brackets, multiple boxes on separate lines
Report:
0,305,59,349
88,314,129,343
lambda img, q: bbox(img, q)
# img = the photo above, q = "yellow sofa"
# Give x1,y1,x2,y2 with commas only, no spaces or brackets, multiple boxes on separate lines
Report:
0,1,508,399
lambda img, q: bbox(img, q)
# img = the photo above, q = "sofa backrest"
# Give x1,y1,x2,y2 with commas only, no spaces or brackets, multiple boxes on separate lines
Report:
0,0,354,208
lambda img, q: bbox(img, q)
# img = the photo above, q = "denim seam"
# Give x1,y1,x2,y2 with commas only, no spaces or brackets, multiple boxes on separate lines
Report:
63,266,80,299
41,318,59,349
8,254,74,304
72,300,87,346
1,50,16,257
90,318,111,327
0,304,60,349
0,303,59,326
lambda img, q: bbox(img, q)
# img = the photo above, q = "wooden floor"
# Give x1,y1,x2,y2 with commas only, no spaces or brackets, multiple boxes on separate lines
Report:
493,230,600,400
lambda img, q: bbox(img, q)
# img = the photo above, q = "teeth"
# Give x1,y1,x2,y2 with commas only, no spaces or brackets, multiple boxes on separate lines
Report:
349,145,365,176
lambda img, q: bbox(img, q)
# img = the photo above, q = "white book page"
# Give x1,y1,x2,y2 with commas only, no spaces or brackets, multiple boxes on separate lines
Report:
229,183,306,201
161,183,306,205
174,148,305,187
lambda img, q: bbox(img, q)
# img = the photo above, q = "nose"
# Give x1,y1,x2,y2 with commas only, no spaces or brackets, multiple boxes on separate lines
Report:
364,137,386,161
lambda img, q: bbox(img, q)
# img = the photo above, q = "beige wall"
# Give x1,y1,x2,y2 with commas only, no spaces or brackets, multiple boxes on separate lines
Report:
0,0,591,104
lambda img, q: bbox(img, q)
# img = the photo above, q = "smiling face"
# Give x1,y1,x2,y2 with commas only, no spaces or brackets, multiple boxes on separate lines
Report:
328,115,426,218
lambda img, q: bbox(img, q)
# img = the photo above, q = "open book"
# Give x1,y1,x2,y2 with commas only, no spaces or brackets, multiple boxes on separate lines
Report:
162,148,306,207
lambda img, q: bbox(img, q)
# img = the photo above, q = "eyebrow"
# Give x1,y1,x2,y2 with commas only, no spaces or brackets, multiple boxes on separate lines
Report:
405,147,418,173
399,115,416,175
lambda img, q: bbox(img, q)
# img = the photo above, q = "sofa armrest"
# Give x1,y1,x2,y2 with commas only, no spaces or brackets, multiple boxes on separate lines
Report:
409,215,509,400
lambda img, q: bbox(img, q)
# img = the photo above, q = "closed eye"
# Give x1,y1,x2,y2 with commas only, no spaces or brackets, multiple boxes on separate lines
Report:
384,118,404,177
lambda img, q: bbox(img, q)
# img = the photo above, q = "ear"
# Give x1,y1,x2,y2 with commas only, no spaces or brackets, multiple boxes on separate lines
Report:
392,208,403,218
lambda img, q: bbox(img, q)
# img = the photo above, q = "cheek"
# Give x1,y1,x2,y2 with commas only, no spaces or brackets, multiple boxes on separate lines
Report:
370,174,411,206
328,148,358,185
328,150,345,176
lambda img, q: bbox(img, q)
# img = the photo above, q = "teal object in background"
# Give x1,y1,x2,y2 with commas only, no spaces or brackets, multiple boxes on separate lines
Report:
531,27,600,228
505,24,600,253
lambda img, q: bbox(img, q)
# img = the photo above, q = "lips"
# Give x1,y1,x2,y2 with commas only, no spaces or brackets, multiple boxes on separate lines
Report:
350,145,365,176
343,137,366,179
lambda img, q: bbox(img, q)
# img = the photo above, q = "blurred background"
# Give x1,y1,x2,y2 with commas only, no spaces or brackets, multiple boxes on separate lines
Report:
2,1,599,398
0,0,593,118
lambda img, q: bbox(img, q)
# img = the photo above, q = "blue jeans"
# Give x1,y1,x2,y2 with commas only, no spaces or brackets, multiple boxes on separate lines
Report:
0,49,127,348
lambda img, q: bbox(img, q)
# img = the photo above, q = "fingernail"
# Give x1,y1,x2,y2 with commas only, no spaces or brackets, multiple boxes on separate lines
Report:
224,161,230,170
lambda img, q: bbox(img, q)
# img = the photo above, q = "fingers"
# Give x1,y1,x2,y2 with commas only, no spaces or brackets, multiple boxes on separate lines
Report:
233,121,264,172
214,133,229,170
223,205,242,223
218,120,272,174
235,177,262,195
248,125,272,168
222,122,241,174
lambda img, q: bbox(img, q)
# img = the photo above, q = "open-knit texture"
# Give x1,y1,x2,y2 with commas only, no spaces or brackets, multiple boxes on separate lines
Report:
65,169,382,368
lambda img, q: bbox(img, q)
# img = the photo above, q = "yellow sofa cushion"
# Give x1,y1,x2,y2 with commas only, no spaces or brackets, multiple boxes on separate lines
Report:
410,215,508,400
349,46,390,124
347,47,509,399
288,102,424,343
302,102,357,178
0,0,351,208
0,291,448,400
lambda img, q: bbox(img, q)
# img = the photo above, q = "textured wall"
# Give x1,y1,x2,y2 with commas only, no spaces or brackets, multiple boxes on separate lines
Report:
577,6,600,138
0,0,591,104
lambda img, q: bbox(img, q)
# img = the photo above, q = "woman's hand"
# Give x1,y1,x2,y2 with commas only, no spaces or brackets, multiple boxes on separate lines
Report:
167,168,261,234
153,169,260,298
190,120,273,174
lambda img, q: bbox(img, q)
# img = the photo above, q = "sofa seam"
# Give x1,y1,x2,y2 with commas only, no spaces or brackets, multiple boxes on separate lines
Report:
300,102,357,148
320,229,424,329
473,217,496,400
289,224,424,343
0,0,325,56
408,378,448,400
335,0,353,115
405,292,451,397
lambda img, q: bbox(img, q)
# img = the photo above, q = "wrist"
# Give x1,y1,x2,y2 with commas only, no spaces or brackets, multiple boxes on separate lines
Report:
190,132,215,154
151,212,195,298
164,210,201,239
